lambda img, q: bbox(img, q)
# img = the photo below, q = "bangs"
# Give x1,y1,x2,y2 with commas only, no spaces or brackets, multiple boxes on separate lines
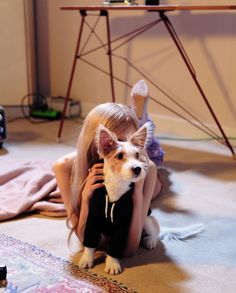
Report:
104,104,138,133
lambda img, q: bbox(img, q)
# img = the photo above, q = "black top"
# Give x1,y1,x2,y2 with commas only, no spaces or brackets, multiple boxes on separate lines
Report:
83,185,133,258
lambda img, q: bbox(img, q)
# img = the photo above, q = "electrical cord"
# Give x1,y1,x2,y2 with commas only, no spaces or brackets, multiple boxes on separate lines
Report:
4,94,236,146
20,93,55,124
159,136,236,141
158,136,236,147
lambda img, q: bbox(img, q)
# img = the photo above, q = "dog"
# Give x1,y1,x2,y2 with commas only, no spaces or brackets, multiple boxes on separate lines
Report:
78,122,204,275
78,122,153,274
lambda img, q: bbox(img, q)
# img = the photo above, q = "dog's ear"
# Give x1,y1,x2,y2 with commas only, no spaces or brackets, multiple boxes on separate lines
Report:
130,121,154,149
96,125,118,157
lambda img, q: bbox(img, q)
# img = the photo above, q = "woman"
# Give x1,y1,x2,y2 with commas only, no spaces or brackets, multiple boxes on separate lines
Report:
53,81,164,256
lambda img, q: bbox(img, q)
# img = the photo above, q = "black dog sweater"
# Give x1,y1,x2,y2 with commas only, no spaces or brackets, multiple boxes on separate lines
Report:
83,185,134,259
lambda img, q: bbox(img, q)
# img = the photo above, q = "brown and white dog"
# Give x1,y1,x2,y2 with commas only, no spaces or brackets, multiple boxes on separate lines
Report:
78,122,204,275
78,122,155,274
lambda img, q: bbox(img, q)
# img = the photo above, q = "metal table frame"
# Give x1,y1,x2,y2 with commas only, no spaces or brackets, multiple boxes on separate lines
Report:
58,5,236,157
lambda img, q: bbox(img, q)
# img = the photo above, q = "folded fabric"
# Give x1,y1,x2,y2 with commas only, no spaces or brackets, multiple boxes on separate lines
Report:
0,160,66,221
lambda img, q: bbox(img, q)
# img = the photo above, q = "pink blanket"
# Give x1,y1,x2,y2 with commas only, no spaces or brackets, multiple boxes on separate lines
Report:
0,160,66,221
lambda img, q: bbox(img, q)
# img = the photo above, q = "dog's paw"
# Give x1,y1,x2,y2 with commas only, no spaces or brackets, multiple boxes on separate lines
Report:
104,255,121,275
142,235,158,250
142,216,160,250
78,256,93,269
78,247,95,269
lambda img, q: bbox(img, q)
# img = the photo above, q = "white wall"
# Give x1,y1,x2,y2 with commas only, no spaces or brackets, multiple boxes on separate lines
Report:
10,0,236,138
0,0,35,105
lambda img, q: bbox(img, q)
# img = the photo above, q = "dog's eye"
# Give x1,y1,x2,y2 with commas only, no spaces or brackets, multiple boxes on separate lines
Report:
135,152,140,159
116,152,124,160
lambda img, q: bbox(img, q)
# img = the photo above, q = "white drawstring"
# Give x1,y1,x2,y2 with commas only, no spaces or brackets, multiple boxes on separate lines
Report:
105,194,116,223
110,203,115,223
105,194,108,219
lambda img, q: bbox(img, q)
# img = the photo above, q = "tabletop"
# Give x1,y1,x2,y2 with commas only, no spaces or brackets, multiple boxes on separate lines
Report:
61,5,236,12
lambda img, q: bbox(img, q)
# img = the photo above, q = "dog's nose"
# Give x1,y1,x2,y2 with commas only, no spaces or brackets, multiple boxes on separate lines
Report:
132,166,141,176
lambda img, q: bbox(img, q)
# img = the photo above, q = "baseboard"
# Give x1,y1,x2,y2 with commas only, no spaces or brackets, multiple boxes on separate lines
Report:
150,113,236,139
6,102,234,140
80,101,236,139
2,105,26,120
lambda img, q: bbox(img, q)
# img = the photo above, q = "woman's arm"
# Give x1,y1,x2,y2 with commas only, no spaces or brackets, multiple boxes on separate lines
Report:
53,152,77,224
76,196,90,242
124,160,157,256
54,154,104,242
77,163,104,242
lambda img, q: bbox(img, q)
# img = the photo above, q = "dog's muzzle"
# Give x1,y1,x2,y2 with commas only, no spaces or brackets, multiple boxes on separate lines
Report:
132,166,141,177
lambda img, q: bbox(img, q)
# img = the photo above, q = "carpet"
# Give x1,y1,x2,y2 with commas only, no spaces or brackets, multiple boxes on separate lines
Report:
0,234,135,292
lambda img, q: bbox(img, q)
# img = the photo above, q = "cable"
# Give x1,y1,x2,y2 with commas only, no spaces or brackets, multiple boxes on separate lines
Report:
20,93,57,124
159,136,236,143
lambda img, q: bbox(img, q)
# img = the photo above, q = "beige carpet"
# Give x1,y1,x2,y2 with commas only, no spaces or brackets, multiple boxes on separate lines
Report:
1,118,236,293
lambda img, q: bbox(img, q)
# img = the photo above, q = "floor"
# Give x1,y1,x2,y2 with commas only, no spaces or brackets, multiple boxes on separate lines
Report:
1,117,236,293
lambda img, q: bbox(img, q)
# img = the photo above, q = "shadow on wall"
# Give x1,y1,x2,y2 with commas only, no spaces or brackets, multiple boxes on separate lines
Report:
35,1,236,123
35,0,51,96
111,11,236,37
110,10,236,116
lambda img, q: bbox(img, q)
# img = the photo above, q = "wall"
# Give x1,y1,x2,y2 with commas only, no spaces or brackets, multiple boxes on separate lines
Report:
26,1,236,138
0,0,35,105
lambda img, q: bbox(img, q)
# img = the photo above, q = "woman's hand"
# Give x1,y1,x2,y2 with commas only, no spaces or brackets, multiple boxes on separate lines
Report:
81,163,104,202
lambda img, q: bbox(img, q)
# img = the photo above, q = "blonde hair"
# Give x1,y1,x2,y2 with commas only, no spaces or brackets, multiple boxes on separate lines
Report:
69,103,138,235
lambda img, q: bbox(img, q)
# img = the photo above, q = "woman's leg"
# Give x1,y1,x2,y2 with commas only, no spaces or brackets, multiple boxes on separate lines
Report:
131,80,164,197
119,80,164,255
131,79,149,126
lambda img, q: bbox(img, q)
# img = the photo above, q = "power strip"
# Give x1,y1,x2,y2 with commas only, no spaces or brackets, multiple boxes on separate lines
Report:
47,96,81,118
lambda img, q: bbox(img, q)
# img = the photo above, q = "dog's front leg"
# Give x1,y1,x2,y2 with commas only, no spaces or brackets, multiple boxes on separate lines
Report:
78,247,95,269
104,255,121,275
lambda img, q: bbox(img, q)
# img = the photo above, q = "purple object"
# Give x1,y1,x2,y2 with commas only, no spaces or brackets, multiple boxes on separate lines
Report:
140,118,165,166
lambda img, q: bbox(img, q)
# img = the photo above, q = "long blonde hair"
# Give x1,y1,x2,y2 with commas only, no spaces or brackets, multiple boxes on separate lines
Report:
69,103,139,235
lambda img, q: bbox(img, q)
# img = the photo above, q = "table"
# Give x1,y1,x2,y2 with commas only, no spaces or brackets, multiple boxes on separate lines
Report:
58,5,236,157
